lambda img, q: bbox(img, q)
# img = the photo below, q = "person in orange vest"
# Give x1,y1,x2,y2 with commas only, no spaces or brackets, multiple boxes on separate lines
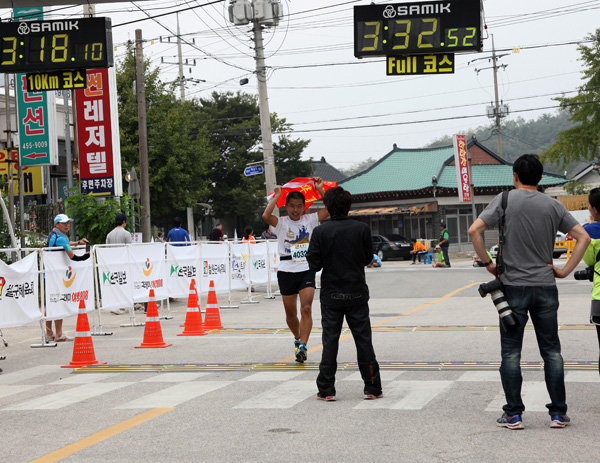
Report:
242,225,256,243
410,238,428,264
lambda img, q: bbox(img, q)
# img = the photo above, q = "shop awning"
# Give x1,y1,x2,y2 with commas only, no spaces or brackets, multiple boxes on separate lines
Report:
348,202,437,216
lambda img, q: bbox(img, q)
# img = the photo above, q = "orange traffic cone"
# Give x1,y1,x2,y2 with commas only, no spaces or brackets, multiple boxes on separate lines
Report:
136,289,172,348
178,279,206,336
61,299,106,368
203,280,223,330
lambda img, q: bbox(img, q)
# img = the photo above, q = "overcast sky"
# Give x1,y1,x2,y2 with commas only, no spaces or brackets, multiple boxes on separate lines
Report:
1,0,598,171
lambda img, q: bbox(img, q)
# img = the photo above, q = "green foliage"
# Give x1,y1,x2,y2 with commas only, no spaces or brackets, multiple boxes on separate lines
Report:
341,157,379,177
541,29,600,169
65,187,135,245
563,179,591,196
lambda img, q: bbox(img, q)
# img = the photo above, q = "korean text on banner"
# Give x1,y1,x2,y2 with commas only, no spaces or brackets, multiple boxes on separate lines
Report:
249,241,269,285
128,243,168,303
230,242,250,290
167,243,201,298
453,134,472,203
0,253,41,328
43,251,94,321
95,246,133,311
200,243,229,295
75,67,123,196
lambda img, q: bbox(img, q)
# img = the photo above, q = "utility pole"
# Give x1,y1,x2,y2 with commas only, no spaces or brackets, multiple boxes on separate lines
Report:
64,91,74,240
135,29,151,242
176,13,185,100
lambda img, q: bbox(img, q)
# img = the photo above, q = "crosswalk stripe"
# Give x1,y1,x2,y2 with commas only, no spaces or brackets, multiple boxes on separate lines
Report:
0,365,58,385
49,373,121,385
0,385,40,399
239,371,305,382
234,381,316,409
140,373,209,383
565,371,600,382
342,371,404,382
457,371,501,382
117,381,233,409
4,383,133,410
485,381,549,412
355,380,453,410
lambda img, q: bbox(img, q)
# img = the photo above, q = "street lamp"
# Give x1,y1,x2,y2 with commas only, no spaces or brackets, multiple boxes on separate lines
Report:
123,168,140,232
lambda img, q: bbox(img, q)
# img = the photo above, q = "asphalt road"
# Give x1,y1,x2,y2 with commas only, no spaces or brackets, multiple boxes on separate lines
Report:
2,256,600,463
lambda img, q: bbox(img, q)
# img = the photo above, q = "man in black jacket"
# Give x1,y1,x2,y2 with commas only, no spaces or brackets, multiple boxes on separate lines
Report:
306,186,382,401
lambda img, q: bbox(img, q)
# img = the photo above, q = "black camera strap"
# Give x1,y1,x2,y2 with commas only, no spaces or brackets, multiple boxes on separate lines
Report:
495,190,509,277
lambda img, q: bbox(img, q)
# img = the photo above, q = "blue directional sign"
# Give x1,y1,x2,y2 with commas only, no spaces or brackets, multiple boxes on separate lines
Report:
244,165,264,176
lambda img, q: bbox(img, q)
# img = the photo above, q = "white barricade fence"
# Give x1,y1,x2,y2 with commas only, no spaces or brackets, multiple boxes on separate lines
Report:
166,243,201,298
128,243,168,302
43,250,95,320
230,242,250,290
0,251,41,328
267,240,279,278
199,242,229,295
249,241,269,285
95,246,134,311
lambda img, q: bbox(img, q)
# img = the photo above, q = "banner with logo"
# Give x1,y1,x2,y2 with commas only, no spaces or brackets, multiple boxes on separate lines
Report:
230,242,250,290
166,243,201,298
128,243,167,302
453,134,472,202
266,240,279,280
43,251,94,320
249,241,269,285
95,246,133,311
0,252,41,328
200,243,229,294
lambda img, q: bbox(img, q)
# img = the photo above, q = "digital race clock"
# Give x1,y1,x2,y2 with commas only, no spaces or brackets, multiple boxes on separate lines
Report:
0,17,113,73
354,0,483,58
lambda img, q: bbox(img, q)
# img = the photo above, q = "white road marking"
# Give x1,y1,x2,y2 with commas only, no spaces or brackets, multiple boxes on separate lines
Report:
141,373,209,383
355,380,453,410
457,371,501,382
485,381,549,412
0,365,59,385
234,381,316,409
49,373,121,385
117,381,233,409
0,385,40,399
4,382,133,410
342,371,404,382
565,371,600,382
239,371,305,382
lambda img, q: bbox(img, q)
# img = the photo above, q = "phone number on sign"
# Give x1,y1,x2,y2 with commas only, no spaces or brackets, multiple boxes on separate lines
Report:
21,141,48,149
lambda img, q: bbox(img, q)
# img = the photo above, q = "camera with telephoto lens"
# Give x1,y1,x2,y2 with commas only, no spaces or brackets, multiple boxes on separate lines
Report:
573,266,594,282
478,278,519,330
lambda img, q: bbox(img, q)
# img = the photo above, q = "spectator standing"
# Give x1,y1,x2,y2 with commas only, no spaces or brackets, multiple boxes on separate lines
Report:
410,238,428,264
242,225,256,243
46,214,90,342
105,213,133,245
469,154,589,430
306,186,382,401
166,217,191,246
209,223,224,241
438,223,451,267
260,225,276,240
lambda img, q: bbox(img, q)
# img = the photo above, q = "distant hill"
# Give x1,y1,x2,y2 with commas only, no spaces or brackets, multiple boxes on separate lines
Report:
425,110,577,176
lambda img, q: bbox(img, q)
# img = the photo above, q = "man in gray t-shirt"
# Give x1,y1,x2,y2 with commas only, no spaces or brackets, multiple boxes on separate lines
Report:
106,213,133,245
469,154,589,430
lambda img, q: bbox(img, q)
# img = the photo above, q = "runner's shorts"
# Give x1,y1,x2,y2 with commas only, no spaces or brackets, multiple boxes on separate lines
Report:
277,270,316,296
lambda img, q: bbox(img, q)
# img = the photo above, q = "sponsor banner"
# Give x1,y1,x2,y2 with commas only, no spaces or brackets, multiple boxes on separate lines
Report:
249,241,269,285
230,242,250,290
453,134,472,202
95,246,133,311
0,252,41,328
43,251,94,321
200,243,229,294
128,243,167,303
166,243,201,298
267,240,279,277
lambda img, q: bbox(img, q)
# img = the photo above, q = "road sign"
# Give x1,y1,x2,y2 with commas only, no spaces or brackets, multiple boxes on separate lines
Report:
244,165,264,176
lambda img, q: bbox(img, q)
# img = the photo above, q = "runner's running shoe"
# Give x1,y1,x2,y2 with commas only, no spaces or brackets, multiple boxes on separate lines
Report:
364,393,383,400
550,414,571,428
496,413,524,430
294,339,301,354
296,344,307,363
317,393,336,401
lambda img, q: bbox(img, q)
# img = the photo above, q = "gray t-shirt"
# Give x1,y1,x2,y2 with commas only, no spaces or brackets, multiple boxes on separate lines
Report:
106,226,133,245
478,189,578,286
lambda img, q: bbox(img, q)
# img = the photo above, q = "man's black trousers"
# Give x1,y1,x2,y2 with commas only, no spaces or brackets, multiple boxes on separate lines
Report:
317,302,381,397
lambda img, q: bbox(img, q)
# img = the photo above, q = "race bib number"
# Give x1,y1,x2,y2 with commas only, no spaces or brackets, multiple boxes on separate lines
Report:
291,243,309,264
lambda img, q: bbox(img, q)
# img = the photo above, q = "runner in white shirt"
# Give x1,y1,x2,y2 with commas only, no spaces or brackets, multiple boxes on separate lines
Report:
262,178,329,363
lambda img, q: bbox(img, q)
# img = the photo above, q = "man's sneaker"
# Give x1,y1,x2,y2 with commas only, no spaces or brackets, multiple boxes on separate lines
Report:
294,339,301,354
496,413,524,430
550,414,571,428
364,393,383,400
296,344,307,363
317,393,336,401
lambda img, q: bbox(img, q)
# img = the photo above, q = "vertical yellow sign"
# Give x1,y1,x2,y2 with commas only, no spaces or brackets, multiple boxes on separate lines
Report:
0,149,44,195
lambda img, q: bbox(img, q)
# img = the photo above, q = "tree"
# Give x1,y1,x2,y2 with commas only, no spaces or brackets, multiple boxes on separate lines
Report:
116,44,217,226
341,157,379,177
541,29,600,168
196,92,312,221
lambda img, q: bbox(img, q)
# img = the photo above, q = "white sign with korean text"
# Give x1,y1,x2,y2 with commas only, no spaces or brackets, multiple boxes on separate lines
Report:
127,244,168,303
167,243,201,298
95,246,133,311
200,243,229,295
0,253,41,328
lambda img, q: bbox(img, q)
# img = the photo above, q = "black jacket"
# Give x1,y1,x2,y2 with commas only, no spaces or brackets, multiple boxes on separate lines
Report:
306,216,373,307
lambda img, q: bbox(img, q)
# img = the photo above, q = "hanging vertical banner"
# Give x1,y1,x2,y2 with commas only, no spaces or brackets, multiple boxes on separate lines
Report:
75,67,122,196
95,246,133,311
14,7,59,167
127,243,167,303
200,243,229,295
43,251,94,321
0,252,41,328
249,241,269,285
230,242,250,290
166,243,201,298
453,134,472,203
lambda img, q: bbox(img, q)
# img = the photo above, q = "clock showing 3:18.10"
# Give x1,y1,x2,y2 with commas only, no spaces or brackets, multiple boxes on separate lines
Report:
354,0,483,58
0,17,114,73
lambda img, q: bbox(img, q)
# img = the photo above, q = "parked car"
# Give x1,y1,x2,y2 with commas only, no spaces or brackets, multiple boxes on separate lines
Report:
493,234,568,259
383,234,414,260
370,234,412,261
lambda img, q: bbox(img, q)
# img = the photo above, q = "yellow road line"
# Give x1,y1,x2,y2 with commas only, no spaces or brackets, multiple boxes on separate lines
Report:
278,282,479,363
29,408,173,463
